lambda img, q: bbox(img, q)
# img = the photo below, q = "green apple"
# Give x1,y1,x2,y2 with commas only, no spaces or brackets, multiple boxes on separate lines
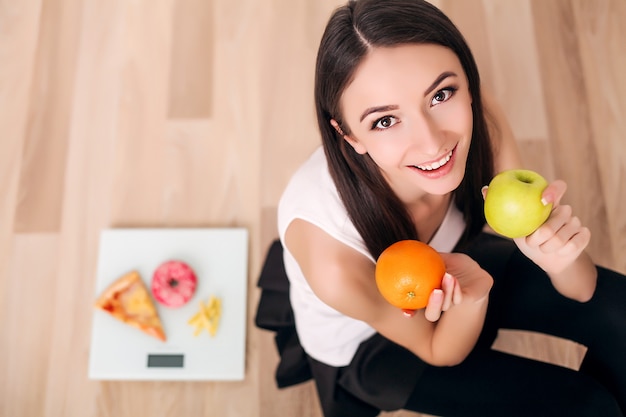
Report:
483,169,553,238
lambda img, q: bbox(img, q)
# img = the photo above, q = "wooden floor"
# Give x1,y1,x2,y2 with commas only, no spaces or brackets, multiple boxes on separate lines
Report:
1,1,624,416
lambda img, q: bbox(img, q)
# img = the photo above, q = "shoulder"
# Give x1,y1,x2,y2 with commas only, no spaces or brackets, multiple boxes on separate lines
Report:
278,147,371,260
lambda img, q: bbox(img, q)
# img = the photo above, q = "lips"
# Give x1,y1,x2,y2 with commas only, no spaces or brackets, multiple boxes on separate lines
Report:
411,144,457,174
415,149,454,171
405,145,458,180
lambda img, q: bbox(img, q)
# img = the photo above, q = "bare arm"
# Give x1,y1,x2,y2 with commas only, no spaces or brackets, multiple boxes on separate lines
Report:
483,90,597,302
285,219,493,366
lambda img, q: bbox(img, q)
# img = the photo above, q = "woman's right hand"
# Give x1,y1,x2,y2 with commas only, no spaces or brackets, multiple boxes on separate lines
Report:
408,252,493,322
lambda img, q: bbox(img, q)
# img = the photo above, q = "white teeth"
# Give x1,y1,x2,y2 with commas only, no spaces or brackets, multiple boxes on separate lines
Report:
416,150,453,171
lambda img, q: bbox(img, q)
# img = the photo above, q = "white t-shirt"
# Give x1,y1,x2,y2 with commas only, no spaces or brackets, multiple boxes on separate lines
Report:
278,147,466,366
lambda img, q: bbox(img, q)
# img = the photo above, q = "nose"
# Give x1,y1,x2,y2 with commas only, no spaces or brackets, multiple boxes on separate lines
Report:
407,111,444,156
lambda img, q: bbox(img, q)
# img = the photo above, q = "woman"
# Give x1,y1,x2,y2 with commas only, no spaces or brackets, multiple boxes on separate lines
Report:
273,0,626,415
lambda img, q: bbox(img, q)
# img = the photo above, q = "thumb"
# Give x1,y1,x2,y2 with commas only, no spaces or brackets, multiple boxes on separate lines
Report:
481,185,488,200
541,180,567,207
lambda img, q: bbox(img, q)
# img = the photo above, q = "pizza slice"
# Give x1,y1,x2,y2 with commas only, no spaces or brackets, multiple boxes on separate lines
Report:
95,270,167,342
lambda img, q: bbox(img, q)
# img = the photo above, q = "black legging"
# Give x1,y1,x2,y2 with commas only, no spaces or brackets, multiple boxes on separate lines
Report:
404,236,626,417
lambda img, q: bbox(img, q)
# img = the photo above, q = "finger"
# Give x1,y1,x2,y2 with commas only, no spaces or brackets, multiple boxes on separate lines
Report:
541,180,567,207
441,274,455,311
556,226,591,256
538,214,582,254
452,279,463,305
424,289,444,322
525,205,573,247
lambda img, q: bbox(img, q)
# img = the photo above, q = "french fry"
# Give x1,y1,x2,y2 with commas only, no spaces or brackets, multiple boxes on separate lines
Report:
188,295,222,337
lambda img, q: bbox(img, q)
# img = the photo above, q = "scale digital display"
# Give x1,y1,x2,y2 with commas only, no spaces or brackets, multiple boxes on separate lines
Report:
147,354,184,368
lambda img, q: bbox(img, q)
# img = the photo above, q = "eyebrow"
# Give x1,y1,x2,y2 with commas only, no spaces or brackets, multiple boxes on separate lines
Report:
358,71,459,122
359,105,399,122
424,71,458,96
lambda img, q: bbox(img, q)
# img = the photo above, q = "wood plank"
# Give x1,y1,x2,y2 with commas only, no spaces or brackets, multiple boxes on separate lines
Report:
0,0,43,329
479,0,549,141
493,330,586,370
530,0,614,269
571,0,626,273
94,382,223,417
0,235,59,417
107,0,170,228
442,0,550,142
13,0,83,233
259,0,337,209
168,0,214,119
256,3,326,411
0,2,67,417
439,0,495,91
39,2,127,413
516,139,556,182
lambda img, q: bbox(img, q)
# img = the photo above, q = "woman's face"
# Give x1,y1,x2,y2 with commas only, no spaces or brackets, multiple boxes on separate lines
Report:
338,43,473,204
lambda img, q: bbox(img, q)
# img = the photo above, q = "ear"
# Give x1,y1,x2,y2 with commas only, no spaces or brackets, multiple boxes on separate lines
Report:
330,119,367,155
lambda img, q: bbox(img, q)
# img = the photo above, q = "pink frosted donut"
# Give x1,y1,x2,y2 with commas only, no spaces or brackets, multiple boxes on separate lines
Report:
151,260,197,308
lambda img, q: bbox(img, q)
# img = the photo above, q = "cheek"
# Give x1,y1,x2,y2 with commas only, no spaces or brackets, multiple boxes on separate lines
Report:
460,116,474,145
459,97,474,133
463,106,474,133
434,101,473,134
365,145,394,168
361,142,405,174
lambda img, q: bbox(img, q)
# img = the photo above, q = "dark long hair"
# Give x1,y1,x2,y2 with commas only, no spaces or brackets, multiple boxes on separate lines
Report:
314,0,494,259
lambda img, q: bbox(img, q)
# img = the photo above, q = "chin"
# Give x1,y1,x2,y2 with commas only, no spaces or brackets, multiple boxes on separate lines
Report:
432,159,467,192
426,176,463,196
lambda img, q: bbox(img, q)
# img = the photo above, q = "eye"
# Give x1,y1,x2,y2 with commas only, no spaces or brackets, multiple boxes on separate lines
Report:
371,115,399,130
430,87,457,106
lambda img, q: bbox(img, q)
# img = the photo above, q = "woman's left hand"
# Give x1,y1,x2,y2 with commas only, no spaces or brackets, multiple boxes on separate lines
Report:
513,180,591,275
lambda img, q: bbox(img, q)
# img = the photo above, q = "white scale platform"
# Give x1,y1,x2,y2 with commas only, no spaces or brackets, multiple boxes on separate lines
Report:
88,228,248,381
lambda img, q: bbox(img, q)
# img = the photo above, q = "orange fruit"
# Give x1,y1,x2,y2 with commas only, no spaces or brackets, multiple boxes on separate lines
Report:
375,240,446,310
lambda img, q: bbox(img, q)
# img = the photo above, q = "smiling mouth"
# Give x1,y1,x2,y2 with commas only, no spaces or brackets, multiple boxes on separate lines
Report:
414,148,454,171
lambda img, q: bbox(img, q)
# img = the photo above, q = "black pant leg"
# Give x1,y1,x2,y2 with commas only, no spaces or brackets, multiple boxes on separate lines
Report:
404,348,623,417
453,233,626,414
307,356,381,417
489,250,626,408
